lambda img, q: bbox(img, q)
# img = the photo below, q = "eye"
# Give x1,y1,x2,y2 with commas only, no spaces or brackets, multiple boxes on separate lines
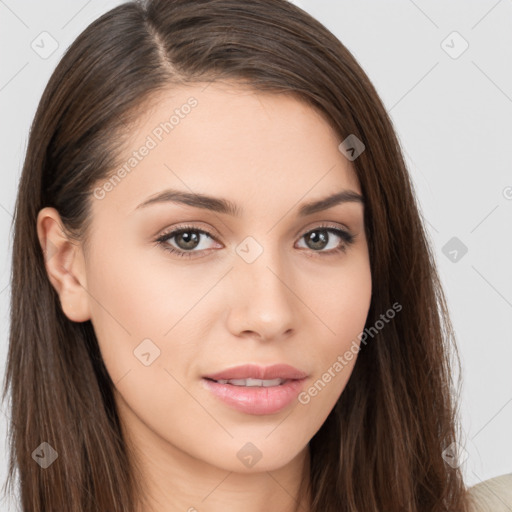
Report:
155,223,356,259
296,223,355,256
155,225,219,258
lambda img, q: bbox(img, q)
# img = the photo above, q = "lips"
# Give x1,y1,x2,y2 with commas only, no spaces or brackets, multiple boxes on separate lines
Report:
203,363,308,382
202,364,308,415
214,377,284,387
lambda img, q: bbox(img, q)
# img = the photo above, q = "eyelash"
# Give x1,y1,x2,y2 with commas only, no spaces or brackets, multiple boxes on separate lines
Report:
155,223,356,259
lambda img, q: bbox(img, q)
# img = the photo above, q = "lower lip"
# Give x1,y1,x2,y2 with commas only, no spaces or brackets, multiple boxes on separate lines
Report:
202,378,307,415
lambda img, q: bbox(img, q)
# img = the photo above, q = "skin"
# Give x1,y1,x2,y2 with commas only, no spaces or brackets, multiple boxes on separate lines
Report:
37,81,372,512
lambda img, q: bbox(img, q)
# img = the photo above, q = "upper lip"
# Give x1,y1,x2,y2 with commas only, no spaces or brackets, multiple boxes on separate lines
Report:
203,364,308,381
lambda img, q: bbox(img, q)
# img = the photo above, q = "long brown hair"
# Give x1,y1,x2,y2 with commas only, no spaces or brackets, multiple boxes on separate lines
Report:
3,0,469,510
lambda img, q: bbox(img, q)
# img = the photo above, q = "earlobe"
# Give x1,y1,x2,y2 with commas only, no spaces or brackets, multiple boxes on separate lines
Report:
36,207,91,323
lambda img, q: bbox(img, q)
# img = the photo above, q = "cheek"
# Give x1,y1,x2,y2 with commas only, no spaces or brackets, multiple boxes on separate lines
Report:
308,253,372,344
85,246,232,421
301,255,372,400
85,251,208,437
83,246,177,381
86,242,207,336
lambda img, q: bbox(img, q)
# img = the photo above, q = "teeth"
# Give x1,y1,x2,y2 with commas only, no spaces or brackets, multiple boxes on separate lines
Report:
216,378,284,387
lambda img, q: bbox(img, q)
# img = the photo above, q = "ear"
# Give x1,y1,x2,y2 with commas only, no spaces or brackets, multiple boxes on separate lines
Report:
36,207,91,323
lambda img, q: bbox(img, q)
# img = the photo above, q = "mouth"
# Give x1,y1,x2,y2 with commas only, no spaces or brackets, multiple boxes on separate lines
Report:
205,377,288,387
201,364,308,415
203,363,308,381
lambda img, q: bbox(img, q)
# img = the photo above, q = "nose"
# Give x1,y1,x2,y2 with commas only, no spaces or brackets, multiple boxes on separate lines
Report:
225,242,297,342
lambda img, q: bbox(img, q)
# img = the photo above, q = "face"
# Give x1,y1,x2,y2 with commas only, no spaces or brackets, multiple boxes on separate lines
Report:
40,81,372,475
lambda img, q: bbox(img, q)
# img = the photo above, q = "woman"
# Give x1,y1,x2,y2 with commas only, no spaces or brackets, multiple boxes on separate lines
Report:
2,0,503,510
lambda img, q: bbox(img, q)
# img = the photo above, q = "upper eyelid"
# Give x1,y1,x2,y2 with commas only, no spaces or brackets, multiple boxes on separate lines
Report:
291,221,352,239
156,225,216,241
157,222,352,241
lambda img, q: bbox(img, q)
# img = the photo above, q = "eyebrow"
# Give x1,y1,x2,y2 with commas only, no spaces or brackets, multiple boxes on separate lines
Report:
135,188,364,216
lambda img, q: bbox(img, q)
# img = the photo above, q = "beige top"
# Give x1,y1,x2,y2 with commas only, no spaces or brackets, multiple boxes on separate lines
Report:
466,474,512,512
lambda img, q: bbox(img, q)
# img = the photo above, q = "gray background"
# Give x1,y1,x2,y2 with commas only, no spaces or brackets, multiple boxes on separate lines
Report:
1,0,511,509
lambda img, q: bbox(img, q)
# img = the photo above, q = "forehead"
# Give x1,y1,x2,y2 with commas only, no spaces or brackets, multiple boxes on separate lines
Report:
94,81,361,215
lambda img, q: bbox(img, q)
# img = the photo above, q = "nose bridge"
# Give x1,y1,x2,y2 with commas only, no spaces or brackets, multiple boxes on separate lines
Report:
236,234,288,292
227,234,296,338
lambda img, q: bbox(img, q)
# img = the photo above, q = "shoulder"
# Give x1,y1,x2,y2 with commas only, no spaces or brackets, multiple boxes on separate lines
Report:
466,473,512,512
